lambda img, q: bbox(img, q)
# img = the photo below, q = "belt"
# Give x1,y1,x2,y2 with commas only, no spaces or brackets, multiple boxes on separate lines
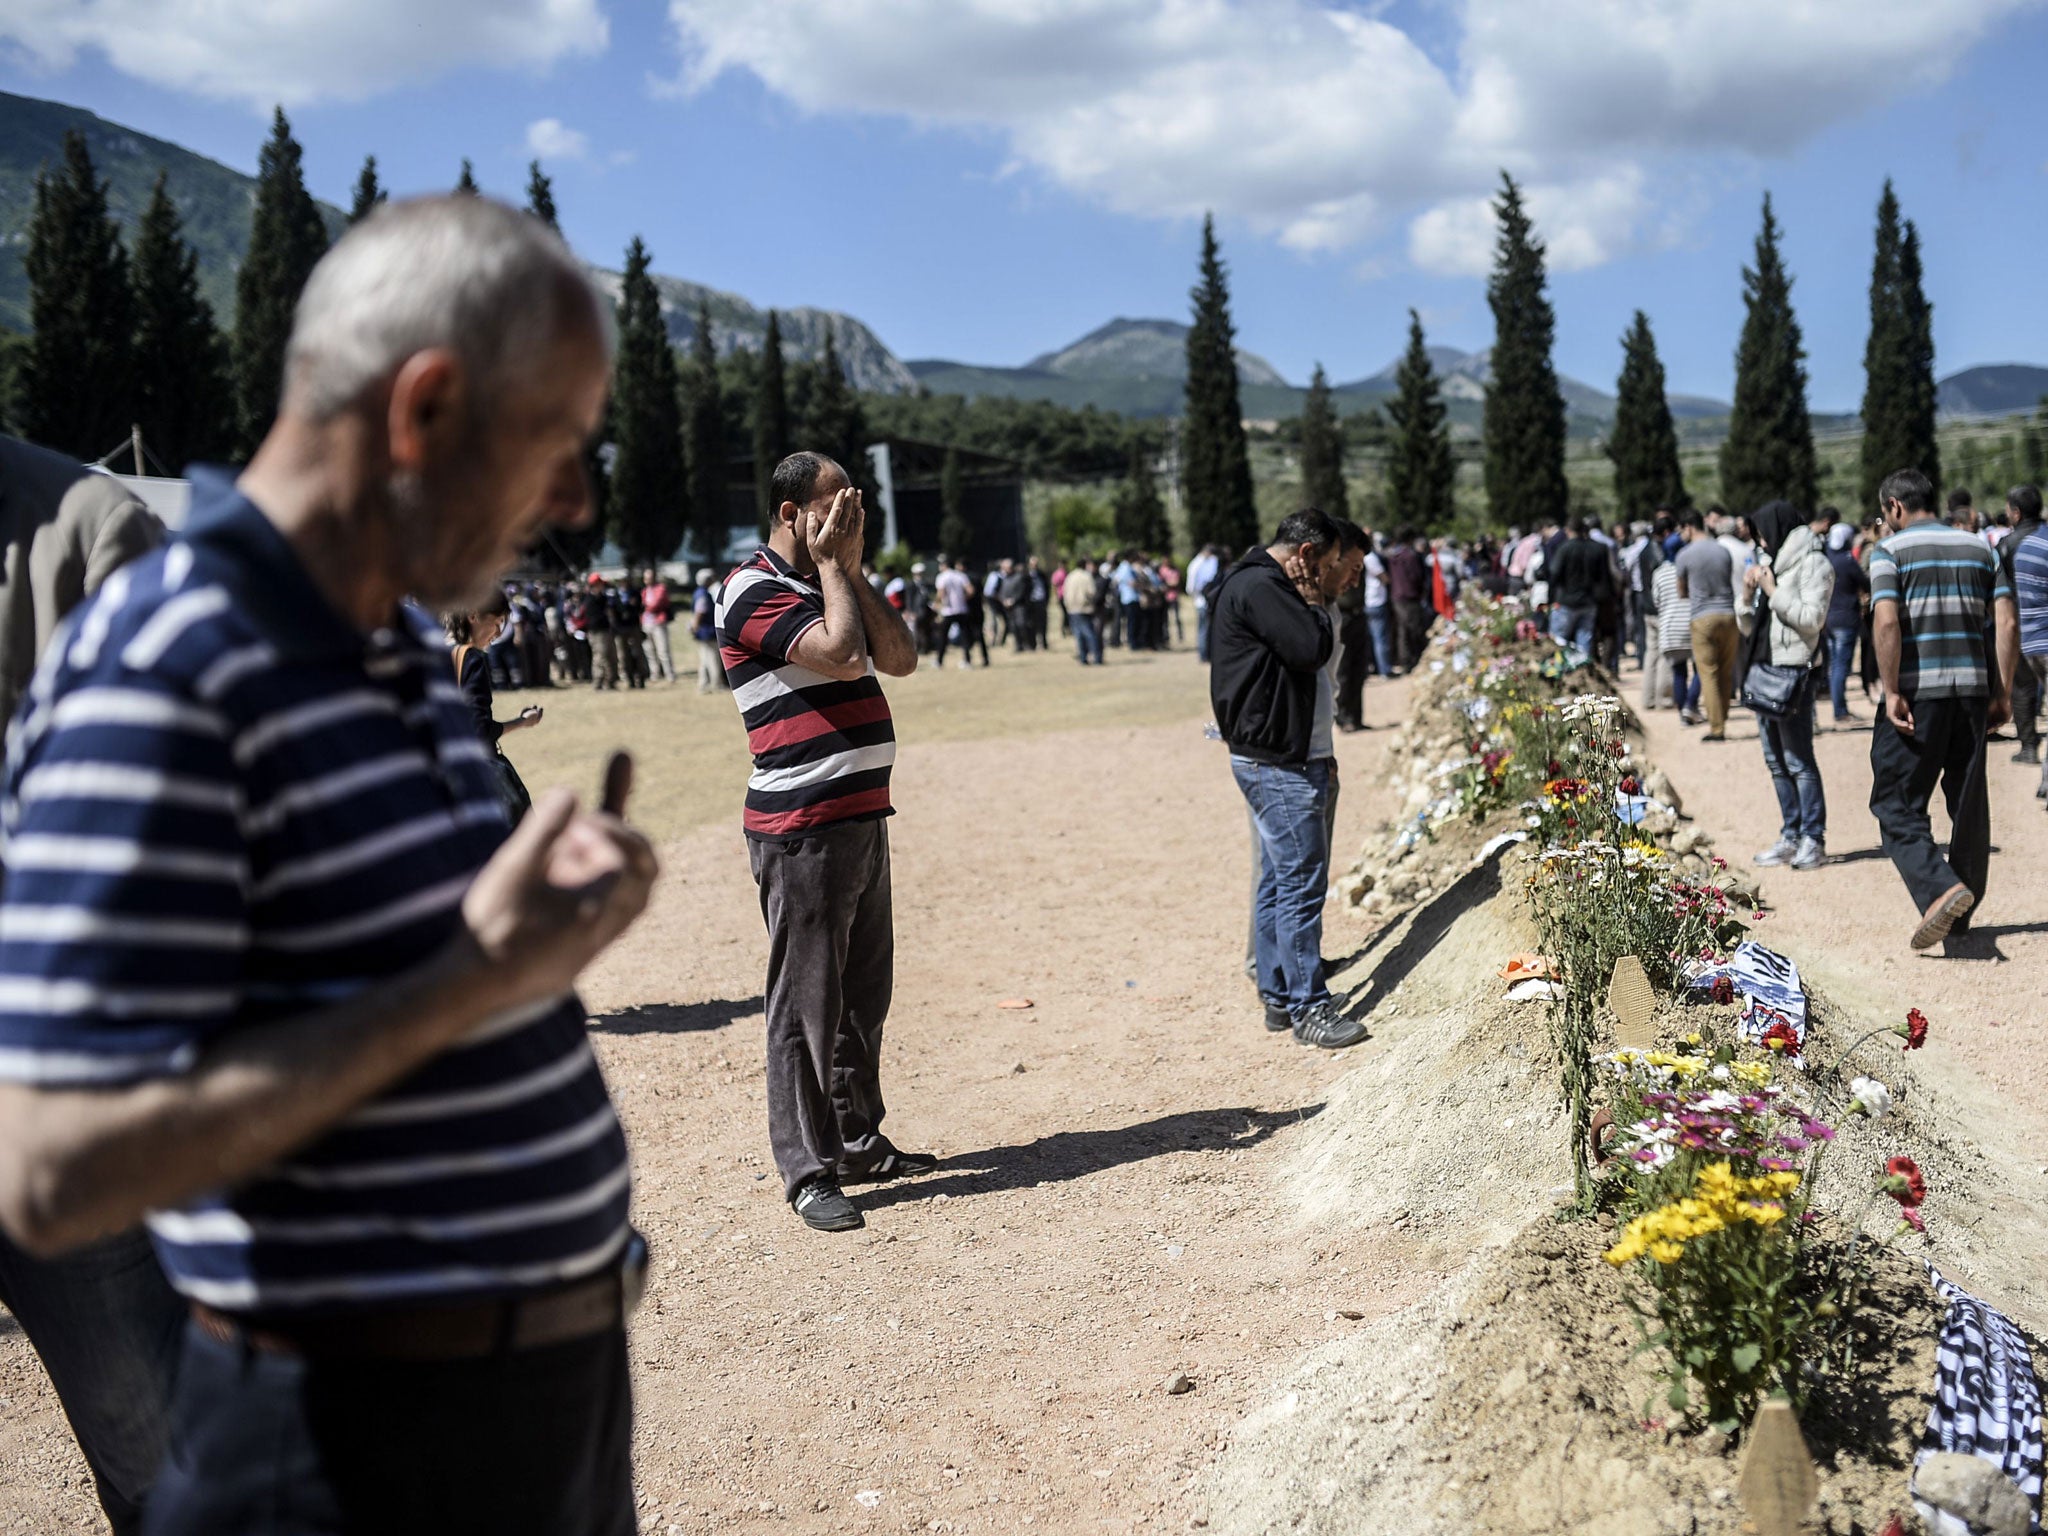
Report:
191,1236,648,1362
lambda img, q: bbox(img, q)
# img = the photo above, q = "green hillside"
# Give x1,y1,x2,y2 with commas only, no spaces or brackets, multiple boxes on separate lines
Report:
0,90,347,332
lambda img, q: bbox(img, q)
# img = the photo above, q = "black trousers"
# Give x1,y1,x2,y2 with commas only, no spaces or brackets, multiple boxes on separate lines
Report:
1334,609,1369,727
749,819,895,1198
2015,655,2043,753
145,1320,633,1536
1393,600,1429,672
1869,696,1991,921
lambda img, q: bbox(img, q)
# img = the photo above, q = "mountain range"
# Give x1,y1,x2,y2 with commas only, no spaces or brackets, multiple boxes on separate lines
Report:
0,89,2039,434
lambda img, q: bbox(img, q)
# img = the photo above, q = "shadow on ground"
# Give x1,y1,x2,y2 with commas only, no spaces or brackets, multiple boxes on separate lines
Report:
860,1103,1324,1211
587,996,765,1035
1337,846,1508,1021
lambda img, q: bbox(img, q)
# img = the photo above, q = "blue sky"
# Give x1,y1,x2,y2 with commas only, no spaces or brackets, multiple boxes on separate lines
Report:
4,0,2045,410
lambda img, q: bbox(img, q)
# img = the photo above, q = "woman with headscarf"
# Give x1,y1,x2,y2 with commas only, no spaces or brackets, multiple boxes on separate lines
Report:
1821,513,1870,723
1737,501,1835,870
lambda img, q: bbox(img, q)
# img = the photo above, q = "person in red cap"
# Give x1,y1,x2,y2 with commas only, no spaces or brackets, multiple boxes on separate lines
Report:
584,571,619,689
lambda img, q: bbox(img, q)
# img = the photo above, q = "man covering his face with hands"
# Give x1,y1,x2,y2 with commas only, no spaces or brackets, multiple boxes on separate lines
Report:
716,453,933,1233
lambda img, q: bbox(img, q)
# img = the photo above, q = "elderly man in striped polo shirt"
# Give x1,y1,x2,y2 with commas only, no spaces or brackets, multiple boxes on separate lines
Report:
0,197,657,1534
718,452,932,1232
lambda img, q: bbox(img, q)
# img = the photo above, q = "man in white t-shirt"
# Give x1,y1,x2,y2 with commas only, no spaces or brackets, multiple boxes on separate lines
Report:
1360,537,1391,677
935,559,976,670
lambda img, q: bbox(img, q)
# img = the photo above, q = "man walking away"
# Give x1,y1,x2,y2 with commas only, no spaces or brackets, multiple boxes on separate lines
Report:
1546,518,1610,655
1823,516,1870,725
1385,530,1427,672
1999,486,2044,766
718,453,934,1233
0,196,658,1536
0,436,179,1536
1675,509,1739,739
1064,559,1104,664
934,556,976,670
1209,509,1366,1051
1000,559,1033,651
1868,468,2018,950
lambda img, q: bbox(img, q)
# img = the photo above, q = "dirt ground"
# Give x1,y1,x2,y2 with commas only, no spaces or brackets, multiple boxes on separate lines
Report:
4,642,2046,1534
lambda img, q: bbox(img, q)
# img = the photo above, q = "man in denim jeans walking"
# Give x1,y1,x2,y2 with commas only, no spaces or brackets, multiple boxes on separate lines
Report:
1208,508,1367,1050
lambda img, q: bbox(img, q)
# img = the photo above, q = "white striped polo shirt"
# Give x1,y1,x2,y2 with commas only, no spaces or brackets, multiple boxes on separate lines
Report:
715,546,896,840
0,470,631,1314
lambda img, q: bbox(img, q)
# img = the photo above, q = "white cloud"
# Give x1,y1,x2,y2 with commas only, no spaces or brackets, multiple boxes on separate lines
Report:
0,0,608,107
526,117,589,160
664,0,2037,273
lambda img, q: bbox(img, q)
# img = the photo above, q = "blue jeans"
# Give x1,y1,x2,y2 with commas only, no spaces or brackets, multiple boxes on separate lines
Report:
1550,604,1597,653
1365,606,1393,676
1758,685,1826,842
1668,655,1700,715
1232,756,1333,1018
1826,623,1859,717
1072,613,1103,664
0,1227,183,1534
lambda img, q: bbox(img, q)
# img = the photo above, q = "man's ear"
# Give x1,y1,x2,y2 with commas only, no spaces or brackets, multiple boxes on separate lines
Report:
386,349,463,473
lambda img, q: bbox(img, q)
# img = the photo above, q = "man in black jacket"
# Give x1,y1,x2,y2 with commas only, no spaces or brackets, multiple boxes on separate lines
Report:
1210,508,1367,1050
1545,518,1611,654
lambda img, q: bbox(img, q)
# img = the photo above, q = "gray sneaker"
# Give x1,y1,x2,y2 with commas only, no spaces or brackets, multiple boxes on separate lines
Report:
1292,1002,1368,1050
1753,837,1798,868
1789,837,1827,871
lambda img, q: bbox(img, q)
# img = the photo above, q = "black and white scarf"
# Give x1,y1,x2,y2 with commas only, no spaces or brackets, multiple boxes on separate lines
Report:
1919,1266,2044,1534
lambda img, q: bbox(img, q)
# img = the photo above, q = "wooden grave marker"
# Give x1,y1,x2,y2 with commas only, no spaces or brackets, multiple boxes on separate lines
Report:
1607,955,1658,1051
1736,1398,1819,1536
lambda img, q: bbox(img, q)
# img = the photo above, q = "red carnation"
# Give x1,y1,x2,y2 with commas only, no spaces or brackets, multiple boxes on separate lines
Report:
1710,977,1735,1006
1620,775,1642,795
1761,1020,1800,1054
1884,1156,1926,1208
1898,1008,1929,1051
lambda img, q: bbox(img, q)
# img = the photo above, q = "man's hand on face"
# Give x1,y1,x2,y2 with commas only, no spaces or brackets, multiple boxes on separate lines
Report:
804,488,864,572
1280,545,1326,606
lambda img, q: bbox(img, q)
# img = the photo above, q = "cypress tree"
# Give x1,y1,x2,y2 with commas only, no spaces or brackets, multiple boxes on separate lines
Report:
235,108,329,453
751,309,791,528
131,173,234,472
938,447,971,560
348,155,385,224
20,130,134,460
1180,214,1256,550
1858,182,1913,509
1386,309,1456,530
525,161,558,231
608,238,687,565
1113,438,1171,551
1607,311,1687,516
456,158,479,196
1298,363,1349,519
1481,173,1569,530
1897,218,1940,497
684,299,728,564
1719,194,1817,515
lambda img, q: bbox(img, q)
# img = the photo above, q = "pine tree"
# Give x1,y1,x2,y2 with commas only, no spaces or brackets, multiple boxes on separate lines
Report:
938,447,971,560
802,323,867,488
235,108,330,453
1113,439,1171,551
525,161,558,231
1298,364,1349,519
1719,194,1817,515
1856,183,1938,507
456,159,479,196
1607,311,1687,516
1386,310,1456,530
751,309,792,528
20,130,134,459
608,238,687,565
348,155,385,224
1180,214,1257,550
131,173,234,472
684,299,728,564
1481,173,1569,530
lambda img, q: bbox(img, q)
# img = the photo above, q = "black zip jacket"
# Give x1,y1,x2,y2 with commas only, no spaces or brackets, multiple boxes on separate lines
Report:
1208,548,1334,764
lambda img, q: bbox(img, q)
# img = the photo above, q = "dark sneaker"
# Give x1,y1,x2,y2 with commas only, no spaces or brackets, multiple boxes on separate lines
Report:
1264,1002,1292,1033
1911,883,1976,952
1292,1002,1367,1050
841,1148,939,1184
2014,746,2041,765
792,1176,863,1231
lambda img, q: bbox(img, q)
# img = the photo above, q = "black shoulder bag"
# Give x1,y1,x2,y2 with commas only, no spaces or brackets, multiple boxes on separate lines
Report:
1737,588,1807,718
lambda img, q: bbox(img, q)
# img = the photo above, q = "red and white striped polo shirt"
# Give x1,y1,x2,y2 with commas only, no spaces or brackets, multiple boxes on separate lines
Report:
715,546,896,840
